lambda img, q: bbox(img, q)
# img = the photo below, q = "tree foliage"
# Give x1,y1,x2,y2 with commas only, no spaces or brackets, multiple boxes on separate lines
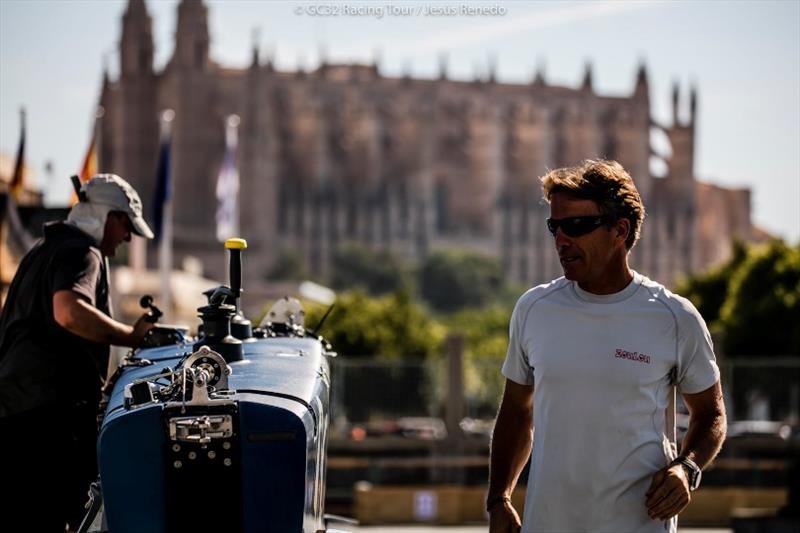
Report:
443,306,512,416
676,240,748,324
330,244,411,296
419,249,507,313
678,239,800,358
306,289,445,359
266,248,307,281
719,240,800,357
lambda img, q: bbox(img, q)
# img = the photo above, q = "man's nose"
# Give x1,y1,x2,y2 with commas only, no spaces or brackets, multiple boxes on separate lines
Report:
554,228,572,249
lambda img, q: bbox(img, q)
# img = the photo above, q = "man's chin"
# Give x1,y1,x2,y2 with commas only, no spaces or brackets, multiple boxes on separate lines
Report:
561,265,585,282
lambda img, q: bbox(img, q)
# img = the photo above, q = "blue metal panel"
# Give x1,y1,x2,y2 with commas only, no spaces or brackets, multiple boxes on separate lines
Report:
238,397,309,533
98,405,167,533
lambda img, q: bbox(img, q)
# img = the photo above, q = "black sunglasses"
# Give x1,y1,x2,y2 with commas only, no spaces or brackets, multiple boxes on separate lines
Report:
546,215,613,237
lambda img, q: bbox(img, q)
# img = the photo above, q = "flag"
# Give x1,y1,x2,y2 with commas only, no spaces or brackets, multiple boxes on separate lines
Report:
3,107,35,274
154,110,175,321
152,111,174,242
216,115,240,242
9,108,26,199
79,136,97,183
71,131,98,205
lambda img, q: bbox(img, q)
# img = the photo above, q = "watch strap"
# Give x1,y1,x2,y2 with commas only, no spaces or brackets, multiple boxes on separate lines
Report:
671,456,701,490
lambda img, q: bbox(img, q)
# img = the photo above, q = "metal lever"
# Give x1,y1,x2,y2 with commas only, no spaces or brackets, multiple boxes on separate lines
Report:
140,294,163,323
225,238,247,309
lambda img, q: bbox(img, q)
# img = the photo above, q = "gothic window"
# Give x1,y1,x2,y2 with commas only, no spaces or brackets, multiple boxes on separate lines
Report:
346,200,357,237
520,207,529,240
195,42,204,68
435,181,449,232
139,48,149,73
277,184,287,232
551,109,567,167
603,135,617,160
667,212,675,239
294,187,305,238
399,184,409,238
382,134,393,157
553,134,567,168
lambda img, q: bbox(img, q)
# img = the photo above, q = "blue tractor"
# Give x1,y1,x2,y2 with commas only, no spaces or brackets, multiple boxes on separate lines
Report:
80,239,349,533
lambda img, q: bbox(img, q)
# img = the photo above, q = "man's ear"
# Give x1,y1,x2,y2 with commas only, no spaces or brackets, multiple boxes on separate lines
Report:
616,218,630,244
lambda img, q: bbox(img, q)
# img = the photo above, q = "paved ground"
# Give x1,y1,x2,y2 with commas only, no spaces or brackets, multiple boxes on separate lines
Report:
346,527,732,532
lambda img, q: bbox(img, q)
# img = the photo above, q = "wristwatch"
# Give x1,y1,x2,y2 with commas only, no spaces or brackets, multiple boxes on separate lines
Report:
672,456,702,491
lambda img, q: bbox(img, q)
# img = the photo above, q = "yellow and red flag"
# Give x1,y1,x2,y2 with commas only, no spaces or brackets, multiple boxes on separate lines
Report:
79,135,97,183
71,134,97,204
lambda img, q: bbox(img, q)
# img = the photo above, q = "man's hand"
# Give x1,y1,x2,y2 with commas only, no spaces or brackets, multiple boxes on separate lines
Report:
645,463,690,521
130,312,157,346
489,500,522,533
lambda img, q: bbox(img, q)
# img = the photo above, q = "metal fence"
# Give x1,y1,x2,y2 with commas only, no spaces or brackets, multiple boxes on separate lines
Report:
329,355,800,427
720,356,800,423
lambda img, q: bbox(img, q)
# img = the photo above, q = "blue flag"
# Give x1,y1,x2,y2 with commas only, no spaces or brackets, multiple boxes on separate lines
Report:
152,114,173,242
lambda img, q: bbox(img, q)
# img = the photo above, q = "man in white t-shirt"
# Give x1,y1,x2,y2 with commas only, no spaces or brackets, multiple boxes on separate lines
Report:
488,160,727,533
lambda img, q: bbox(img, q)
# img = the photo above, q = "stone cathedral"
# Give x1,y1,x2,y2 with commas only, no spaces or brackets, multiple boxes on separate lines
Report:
98,0,760,286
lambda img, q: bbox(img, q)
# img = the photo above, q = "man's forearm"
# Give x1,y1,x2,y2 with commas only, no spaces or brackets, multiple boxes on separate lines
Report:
680,410,726,469
680,381,727,468
54,292,137,347
488,408,533,499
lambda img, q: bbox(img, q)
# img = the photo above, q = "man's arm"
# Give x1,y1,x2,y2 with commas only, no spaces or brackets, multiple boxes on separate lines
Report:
646,380,727,521
53,290,154,347
488,378,534,532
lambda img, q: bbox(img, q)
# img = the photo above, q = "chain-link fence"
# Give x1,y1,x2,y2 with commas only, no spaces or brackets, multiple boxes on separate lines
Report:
329,356,507,423
720,357,800,423
329,354,800,428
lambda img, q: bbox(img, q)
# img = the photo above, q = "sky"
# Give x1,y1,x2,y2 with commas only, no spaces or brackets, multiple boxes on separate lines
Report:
1,0,798,243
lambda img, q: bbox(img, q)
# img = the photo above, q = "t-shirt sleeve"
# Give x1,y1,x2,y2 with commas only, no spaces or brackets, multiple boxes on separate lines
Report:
502,295,534,385
51,246,102,306
675,301,720,394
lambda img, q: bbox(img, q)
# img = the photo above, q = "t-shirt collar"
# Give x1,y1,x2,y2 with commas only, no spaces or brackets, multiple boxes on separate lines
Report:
571,271,643,304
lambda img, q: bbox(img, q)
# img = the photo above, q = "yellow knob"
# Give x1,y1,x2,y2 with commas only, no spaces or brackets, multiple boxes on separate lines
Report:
225,238,248,250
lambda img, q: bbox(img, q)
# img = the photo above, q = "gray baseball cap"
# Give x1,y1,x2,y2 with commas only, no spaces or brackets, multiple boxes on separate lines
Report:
81,174,154,239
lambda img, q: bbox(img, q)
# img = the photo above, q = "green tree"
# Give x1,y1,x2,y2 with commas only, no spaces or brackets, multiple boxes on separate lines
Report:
719,240,800,357
306,289,445,359
419,249,506,313
266,248,307,281
444,305,512,416
330,244,411,296
676,240,748,324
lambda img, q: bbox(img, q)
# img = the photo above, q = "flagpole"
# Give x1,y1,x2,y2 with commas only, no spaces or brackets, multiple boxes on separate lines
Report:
158,110,175,322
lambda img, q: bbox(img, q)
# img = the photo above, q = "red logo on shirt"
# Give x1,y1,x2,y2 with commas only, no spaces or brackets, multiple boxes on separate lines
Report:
615,348,651,364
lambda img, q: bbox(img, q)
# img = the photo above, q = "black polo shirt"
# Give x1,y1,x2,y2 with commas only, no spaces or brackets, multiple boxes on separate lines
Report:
0,222,110,417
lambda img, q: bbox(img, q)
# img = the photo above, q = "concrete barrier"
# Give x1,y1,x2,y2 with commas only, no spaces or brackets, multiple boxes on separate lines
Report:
353,484,787,526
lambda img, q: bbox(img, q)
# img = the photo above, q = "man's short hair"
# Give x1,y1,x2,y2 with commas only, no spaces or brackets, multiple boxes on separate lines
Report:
540,159,646,249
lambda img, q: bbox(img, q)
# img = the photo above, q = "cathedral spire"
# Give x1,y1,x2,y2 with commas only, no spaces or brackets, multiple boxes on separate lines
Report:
633,61,649,102
251,28,261,68
438,53,448,80
487,53,497,83
120,0,153,78
689,82,698,126
172,0,210,70
581,61,593,92
671,80,681,126
531,60,545,87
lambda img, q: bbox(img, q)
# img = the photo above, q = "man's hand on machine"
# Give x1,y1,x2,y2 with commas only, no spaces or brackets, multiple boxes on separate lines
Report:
131,312,157,346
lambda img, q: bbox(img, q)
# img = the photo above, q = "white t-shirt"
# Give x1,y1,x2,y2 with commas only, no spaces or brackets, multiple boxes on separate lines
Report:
502,271,719,533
